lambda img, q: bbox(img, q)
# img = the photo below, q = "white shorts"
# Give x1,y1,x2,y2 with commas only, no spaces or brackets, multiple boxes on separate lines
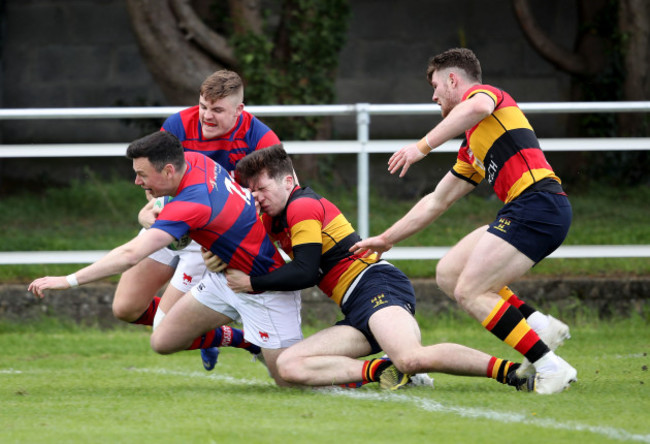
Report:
192,272,303,349
147,235,207,294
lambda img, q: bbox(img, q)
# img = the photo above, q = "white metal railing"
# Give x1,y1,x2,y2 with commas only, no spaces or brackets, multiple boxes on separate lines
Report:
1,102,649,264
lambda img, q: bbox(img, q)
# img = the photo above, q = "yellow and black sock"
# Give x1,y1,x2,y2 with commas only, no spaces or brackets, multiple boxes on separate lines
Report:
487,357,518,384
362,358,392,383
499,287,536,318
482,299,549,363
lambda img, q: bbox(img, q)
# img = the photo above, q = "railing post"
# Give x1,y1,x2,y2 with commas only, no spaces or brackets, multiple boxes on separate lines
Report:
356,103,370,239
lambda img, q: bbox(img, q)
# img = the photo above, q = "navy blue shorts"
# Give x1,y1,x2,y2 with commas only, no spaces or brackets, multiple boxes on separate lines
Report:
336,264,416,355
487,192,572,264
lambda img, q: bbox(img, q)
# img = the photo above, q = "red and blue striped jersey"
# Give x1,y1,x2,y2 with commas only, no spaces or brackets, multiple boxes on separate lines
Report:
451,84,561,203
161,107,280,172
151,152,285,277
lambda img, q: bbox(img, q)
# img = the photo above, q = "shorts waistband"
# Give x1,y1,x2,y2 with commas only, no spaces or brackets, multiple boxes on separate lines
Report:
519,178,564,197
340,261,394,307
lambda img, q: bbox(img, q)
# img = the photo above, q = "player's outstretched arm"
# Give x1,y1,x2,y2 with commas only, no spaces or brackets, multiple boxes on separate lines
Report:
27,229,174,298
28,276,71,298
350,172,475,256
389,93,495,178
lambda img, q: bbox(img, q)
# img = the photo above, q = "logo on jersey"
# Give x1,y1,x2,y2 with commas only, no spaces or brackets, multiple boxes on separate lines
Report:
371,293,387,309
208,165,219,193
467,146,475,162
486,159,499,184
259,331,270,342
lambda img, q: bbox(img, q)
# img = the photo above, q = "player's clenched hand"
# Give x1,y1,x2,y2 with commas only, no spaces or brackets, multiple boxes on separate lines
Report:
201,248,227,273
28,276,69,298
349,236,393,259
388,143,427,178
138,199,158,229
225,268,253,293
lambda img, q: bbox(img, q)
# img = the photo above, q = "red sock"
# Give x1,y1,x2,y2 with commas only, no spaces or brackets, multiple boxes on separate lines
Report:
131,297,160,326
185,326,261,354
187,328,221,350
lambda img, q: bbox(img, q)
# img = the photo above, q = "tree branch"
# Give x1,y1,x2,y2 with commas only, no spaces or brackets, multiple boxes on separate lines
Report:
619,0,649,101
125,0,224,104
169,0,238,66
512,0,588,75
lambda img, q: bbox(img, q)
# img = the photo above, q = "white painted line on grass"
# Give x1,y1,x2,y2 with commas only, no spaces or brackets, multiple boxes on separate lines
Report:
328,389,650,443
129,367,269,386
135,367,650,443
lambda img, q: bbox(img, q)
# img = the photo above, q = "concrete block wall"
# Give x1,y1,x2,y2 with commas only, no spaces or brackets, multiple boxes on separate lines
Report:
1,277,647,328
2,0,575,144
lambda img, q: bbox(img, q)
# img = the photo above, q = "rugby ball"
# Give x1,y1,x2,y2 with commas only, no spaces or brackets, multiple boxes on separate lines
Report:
168,233,192,251
153,197,191,250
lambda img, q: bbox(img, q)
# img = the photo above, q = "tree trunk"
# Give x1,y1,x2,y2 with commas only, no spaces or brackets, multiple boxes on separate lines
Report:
125,0,236,105
618,0,650,136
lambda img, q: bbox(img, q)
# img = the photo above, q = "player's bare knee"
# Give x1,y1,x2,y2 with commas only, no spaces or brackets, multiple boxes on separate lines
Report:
435,262,457,298
149,332,173,355
111,298,140,323
391,354,423,375
276,355,302,383
453,286,474,311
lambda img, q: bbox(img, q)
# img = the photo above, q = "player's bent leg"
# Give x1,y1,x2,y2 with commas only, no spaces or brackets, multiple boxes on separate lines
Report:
369,304,526,389
436,225,488,298
276,325,372,386
453,232,533,320
452,233,578,393
155,283,223,371
369,306,491,377
158,282,189,314
259,348,296,387
160,246,225,370
368,306,424,376
150,291,233,355
113,257,174,323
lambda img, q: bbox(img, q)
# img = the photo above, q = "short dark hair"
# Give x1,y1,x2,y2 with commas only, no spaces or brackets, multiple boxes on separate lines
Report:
235,144,294,186
126,131,185,172
200,69,244,102
426,48,482,84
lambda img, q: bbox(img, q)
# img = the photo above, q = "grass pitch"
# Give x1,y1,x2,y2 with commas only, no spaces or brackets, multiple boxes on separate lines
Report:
1,180,649,282
1,315,648,443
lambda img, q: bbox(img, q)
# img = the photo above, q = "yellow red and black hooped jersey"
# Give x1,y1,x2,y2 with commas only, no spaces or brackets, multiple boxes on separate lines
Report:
251,186,381,306
451,84,562,203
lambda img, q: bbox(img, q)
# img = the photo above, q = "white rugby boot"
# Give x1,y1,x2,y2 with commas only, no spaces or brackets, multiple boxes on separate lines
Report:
533,353,577,395
517,315,571,378
407,373,435,388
